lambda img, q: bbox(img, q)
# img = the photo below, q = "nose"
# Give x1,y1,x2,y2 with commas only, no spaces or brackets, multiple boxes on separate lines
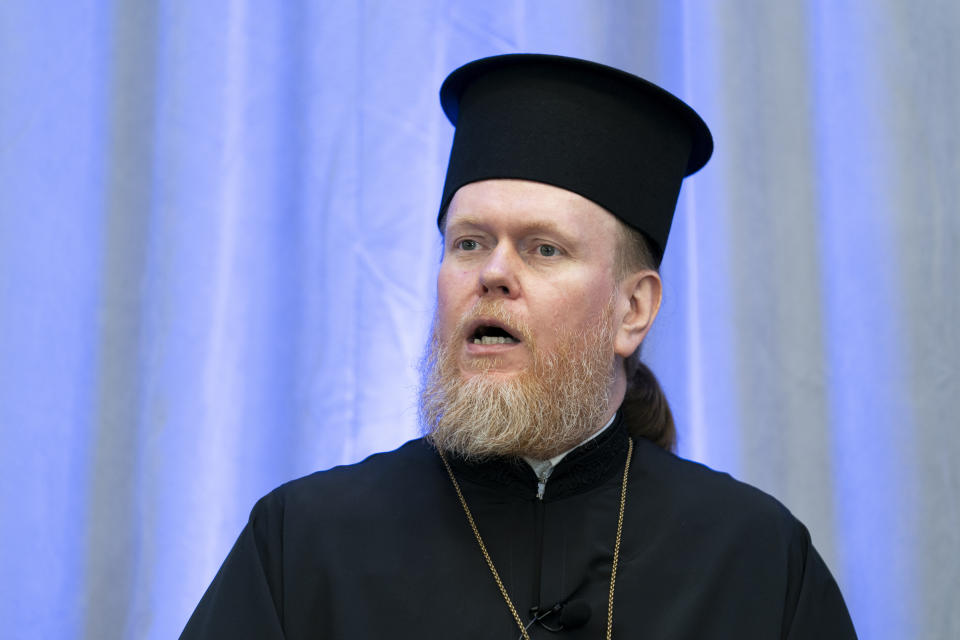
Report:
478,245,520,299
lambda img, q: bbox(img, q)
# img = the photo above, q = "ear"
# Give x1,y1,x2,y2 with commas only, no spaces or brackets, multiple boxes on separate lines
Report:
613,270,662,359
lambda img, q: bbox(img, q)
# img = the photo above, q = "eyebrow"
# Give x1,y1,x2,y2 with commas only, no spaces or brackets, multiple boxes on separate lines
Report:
445,216,573,240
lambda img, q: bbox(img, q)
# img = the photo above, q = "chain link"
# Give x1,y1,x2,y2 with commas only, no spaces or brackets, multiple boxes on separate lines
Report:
607,437,633,639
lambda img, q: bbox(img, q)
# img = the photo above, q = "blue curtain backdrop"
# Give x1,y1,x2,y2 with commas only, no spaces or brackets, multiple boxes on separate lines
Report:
1,2,957,638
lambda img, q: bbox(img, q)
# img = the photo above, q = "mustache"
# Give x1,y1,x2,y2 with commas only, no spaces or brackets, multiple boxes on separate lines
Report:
451,299,534,345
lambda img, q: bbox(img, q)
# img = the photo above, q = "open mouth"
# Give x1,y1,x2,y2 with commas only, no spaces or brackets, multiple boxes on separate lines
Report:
470,324,520,345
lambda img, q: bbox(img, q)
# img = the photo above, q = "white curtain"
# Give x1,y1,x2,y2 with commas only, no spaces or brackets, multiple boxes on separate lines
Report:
0,1,956,638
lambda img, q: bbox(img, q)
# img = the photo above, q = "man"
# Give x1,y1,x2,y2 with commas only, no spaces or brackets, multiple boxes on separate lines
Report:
181,54,857,639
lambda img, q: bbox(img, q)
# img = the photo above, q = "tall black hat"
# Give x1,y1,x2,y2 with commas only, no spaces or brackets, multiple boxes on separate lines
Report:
438,53,712,265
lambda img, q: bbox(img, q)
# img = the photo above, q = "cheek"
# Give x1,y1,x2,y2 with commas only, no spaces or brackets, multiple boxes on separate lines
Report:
435,268,467,340
557,278,599,302
545,281,615,331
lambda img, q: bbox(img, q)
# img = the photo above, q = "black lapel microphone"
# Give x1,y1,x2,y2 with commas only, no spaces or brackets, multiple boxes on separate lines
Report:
522,600,592,636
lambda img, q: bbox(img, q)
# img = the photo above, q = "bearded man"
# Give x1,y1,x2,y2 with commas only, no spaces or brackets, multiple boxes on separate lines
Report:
181,54,857,639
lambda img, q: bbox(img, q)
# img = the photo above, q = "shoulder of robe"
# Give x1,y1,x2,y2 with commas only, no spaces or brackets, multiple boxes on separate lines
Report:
632,438,803,547
629,442,856,637
248,438,446,525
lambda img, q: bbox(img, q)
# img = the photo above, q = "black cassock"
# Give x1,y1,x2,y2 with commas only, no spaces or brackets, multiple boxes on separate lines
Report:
181,417,857,639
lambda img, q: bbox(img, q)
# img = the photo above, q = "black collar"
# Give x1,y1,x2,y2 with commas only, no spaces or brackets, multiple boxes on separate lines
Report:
445,413,631,501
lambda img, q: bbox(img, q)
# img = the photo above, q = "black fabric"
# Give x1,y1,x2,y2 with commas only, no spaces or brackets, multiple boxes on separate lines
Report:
437,54,714,264
181,421,857,639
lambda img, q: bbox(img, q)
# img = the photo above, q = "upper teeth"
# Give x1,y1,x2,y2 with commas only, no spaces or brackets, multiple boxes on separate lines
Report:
474,336,515,344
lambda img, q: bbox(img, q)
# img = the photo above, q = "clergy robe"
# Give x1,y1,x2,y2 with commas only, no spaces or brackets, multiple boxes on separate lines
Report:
181,417,857,639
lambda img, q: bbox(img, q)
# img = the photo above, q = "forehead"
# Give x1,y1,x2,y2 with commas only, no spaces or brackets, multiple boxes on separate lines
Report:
444,179,621,243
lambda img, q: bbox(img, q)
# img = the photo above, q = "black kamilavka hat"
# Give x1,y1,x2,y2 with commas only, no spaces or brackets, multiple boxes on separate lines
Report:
438,53,713,265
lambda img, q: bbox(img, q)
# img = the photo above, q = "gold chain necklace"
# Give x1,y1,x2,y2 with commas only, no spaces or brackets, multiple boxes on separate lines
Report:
438,437,633,640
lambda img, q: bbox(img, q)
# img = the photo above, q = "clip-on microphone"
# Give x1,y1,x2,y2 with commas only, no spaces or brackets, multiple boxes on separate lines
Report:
518,600,592,638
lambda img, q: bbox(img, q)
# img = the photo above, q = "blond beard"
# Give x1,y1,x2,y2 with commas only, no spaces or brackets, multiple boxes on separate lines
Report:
418,297,618,460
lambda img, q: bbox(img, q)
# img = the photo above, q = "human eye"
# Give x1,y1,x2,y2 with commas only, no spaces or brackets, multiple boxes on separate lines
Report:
537,244,559,257
456,238,480,251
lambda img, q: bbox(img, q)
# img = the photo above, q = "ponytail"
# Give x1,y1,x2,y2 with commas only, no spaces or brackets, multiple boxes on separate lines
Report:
620,358,676,452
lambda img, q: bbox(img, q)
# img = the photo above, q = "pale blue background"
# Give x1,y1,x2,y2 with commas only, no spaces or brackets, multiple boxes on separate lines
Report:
1,2,957,638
